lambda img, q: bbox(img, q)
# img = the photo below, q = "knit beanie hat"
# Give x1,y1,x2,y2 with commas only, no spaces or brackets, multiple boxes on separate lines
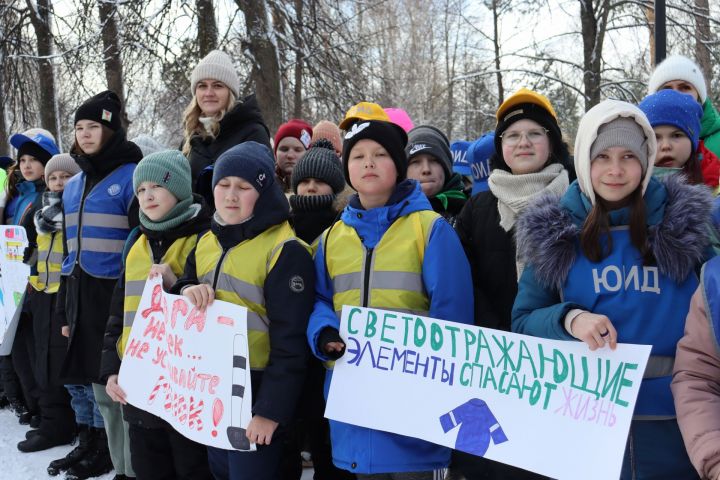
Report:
384,108,414,133
133,150,193,202
75,90,122,132
190,50,240,98
45,153,81,178
590,118,649,174
130,135,167,157
406,125,453,182
291,139,345,194
493,88,563,172
342,119,409,189
212,141,276,194
638,89,703,152
274,119,313,154
311,120,343,154
10,129,60,166
647,55,707,103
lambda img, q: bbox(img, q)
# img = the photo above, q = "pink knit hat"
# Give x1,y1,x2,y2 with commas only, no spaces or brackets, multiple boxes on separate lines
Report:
384,107,414,133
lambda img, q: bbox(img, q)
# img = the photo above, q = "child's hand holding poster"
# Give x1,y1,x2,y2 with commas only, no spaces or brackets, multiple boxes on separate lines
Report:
325,306,651,480
119,276,255,451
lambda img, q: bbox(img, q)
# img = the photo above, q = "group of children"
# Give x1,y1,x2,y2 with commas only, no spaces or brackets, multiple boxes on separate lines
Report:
0,49,720,480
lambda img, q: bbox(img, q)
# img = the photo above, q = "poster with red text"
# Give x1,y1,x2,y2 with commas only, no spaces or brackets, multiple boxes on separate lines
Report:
119,277,254,451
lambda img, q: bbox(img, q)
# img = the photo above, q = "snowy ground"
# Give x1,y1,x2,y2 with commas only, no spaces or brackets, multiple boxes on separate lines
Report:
0,409,314,479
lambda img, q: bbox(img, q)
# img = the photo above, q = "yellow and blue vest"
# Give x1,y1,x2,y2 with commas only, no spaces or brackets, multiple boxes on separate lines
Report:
29,231,63,293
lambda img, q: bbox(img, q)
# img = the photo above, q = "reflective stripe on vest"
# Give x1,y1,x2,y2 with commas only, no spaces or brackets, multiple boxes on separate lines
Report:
325,210,438,316
195,221,307,370
61,164,136,279
29,231,63,293
119,234,199,357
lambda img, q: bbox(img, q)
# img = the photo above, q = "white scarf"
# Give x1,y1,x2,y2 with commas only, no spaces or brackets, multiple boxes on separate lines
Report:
488,163,569,232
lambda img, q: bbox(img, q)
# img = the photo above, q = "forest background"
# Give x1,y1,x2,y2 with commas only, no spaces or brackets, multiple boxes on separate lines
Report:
1,0,718,153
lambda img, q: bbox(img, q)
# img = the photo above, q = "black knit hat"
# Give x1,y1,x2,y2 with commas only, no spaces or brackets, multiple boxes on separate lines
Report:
342,120,408,188
405,125,453,181
493,102,563,172
291,139,345,194
74,90,122,131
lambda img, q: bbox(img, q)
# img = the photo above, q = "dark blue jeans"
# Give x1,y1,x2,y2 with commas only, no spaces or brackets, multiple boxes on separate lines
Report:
64,383,104,428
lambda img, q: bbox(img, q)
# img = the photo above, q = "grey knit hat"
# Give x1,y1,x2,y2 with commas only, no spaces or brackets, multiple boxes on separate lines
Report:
291,139,345,194
405,125,453,181
45,153,81,178
190,50,240,98
133,150,193,202
590,117,649,173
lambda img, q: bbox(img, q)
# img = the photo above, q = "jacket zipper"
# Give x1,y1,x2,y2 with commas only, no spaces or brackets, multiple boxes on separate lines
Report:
211,248,229,290
362,247,374,307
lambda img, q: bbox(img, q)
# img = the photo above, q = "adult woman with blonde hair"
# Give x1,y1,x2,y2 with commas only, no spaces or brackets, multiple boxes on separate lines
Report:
182,50,271,191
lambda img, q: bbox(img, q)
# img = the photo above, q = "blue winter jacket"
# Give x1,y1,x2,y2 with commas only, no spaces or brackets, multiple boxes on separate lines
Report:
5,180,42,226
512,177,713,417
307,180,474,474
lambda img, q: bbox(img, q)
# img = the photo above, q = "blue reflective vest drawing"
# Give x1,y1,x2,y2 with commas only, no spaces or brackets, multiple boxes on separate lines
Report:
61,163,135,279
562,227,698,417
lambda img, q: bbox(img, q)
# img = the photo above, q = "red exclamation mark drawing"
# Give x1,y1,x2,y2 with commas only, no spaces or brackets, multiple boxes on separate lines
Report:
212,398,223,437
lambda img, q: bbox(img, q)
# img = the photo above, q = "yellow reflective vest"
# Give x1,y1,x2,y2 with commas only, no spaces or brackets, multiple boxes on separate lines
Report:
29,231,63,293
324,210,440,316
120,234,199,356
195,221,306,370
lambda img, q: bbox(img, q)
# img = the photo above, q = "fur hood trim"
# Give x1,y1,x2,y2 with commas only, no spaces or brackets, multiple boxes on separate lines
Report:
516,174,712,289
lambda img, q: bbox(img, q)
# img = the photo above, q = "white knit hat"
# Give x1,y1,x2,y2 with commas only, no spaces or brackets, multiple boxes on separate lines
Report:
190,50,240,98
647,55,707,103
45,153,81,178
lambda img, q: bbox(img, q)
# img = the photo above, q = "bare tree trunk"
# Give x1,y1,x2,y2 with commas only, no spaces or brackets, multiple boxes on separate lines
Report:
293,0,303,119
579,0,608,110
236,0,282,133
694,0,712,96
196,0,218,57
491,0,504,104
98,0,130,128
645,5,655,67
26,0,59,141
444,0,456,139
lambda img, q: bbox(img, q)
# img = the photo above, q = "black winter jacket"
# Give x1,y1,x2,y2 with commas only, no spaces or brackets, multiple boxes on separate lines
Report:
99,197,212,427
188,94,271,188
57,129,142,384
454,191,518,332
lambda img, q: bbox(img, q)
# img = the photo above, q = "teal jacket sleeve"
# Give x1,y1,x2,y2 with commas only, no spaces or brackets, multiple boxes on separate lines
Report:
511,264,579,341
423,219,474,325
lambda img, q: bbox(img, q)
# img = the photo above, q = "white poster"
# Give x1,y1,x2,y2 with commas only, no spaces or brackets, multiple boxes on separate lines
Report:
325,306,652,480
119,277,254,451
0,226,30,353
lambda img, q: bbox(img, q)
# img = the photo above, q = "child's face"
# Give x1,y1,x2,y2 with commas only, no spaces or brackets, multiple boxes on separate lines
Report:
213,176,260,225
18,155,44,182
500,119,551,175
47,170,73,192
195,79,231,117
347,139,397,198
75,120,104,155
297,178,333,196
406,153,445,197
654,125,692,168
275,137,306,178
136,181,178,221
661,80,700,103
590,146,643,209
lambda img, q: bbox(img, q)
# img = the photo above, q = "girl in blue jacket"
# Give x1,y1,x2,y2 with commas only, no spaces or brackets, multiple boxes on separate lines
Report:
307,102,474,479
512,99,711,479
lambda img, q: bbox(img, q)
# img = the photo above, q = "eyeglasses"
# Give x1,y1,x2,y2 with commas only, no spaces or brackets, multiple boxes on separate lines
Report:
500,128,549,146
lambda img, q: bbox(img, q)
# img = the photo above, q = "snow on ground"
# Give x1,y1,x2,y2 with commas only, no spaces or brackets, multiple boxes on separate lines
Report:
0,409,314,479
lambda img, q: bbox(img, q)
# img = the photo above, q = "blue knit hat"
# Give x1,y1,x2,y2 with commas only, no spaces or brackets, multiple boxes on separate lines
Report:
212,141,276,193
638,89,703,152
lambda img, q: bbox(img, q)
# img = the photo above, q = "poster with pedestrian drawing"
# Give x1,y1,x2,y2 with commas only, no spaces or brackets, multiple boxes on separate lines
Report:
325,306,652,480
119,276,255,451
0,226,30,353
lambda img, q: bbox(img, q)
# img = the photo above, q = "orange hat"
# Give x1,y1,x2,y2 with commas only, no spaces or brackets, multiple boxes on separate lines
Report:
495,88,557,124
311,120,342,154
339,101,390,130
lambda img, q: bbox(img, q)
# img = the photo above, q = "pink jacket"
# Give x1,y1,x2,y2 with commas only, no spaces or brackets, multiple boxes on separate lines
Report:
672,287,720,480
